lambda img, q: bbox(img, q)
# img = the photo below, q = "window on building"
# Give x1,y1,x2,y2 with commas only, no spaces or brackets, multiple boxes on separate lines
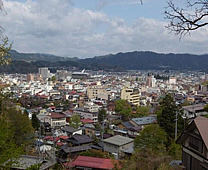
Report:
189,135,203,153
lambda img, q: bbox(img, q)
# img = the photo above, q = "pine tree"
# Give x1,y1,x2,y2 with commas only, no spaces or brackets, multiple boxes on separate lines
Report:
31,113,40,131
157,94,184,144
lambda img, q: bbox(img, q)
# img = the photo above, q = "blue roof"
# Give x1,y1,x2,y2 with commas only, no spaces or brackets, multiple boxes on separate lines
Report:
122,121,135,129
132,116,157,126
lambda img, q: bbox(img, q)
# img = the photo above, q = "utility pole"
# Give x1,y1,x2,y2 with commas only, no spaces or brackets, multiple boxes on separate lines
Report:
101,113,104,141
36,121,41,164
52,128,56,163
175,111,178,141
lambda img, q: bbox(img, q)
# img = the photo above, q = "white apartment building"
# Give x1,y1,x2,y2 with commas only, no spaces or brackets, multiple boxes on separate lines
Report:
84,102,99,113
38,68,51,80
38,112,66,128
73,109,98,123
87,85,108,99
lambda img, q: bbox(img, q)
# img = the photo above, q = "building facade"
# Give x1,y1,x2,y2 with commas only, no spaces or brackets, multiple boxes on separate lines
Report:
177,116,208,170
121,87,140,105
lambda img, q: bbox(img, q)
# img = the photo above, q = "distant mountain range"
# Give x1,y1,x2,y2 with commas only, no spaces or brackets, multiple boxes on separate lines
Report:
9,50,79,62
80,51,208,70
1,50,208,73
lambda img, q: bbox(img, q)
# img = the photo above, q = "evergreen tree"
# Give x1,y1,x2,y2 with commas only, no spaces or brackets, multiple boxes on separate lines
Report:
98,108,107,123
8,108,34,147
157,94,185,144
31,113,40,131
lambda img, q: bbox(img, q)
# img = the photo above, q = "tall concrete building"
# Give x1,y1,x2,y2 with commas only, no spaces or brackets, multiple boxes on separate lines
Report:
146,74,156,87
121,87,140,106
38,67,50,80
87,85,108,100
26,74,34,82
169,77,177,84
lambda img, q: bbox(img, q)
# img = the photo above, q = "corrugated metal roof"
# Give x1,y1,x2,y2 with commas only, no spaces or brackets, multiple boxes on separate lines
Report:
103,135,133,146
122,121,135,129
71,156,118,170
132,116,157,126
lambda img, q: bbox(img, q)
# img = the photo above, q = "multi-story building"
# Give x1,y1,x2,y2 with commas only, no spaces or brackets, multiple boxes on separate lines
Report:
72,69,90,79
84,102,99,113
73,108,98,123
146,74,156,88
38,67,50,80
87,85,108,100
41,112,66,128
121,87,140,105
169,77,177,84
182,104,207,119
26,73,34,82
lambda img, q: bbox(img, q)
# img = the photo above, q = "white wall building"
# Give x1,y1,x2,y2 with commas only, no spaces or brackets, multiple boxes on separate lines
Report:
38,68,50,80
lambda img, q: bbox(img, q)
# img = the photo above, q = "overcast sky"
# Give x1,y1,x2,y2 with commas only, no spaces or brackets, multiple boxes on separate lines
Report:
1,0,208,58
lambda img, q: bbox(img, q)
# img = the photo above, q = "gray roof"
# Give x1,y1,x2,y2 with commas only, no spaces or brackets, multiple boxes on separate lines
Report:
72,134,94,144
122,121,135,129
7,155,55,170
132,116,157,126
103,135,133,146
182,104,205,112
84,124,95,128
63,145,91,153
62,126,79,133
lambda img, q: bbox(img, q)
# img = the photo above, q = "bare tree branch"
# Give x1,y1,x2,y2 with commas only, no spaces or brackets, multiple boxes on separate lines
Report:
165,0,208,37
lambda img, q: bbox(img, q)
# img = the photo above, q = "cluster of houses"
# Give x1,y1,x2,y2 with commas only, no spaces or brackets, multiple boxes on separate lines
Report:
2,69,208,169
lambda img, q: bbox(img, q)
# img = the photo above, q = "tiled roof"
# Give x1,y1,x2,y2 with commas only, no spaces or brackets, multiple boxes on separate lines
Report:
62,126,79,133
63,145,91,153
72,134,94,144
81,118,94,123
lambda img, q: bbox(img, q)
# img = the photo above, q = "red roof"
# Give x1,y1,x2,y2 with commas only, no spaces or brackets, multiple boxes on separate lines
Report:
43,136,51,140
77,92,85,96
59,135,69,140
40,95,48,99
43,136,60,142
81,118,94,124
56,142,64,146
69,91,76,95
49,106,56,109
48,112,66,119
70,156,119,169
